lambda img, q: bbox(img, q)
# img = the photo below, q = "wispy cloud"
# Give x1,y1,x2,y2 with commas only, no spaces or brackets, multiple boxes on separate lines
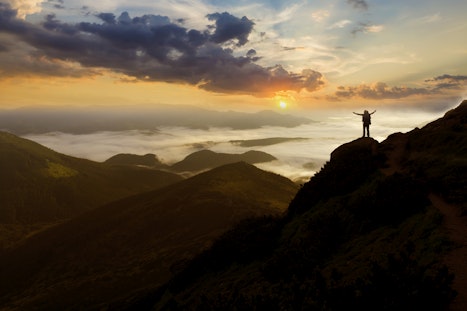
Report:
311,10,330,23
414,13,441,25
328,19,352,29
351,22,384,35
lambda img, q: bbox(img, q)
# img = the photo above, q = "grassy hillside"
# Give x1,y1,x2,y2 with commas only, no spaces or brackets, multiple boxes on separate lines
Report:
133,101,466,310
0,162,298,310
0,132,183,248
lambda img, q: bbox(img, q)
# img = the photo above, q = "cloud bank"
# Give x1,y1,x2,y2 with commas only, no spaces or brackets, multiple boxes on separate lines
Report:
332,75,467,100
0,3,325,97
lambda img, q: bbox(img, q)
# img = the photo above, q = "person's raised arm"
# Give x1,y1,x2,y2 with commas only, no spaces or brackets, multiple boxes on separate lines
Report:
370,110,376,114
353,112,363,116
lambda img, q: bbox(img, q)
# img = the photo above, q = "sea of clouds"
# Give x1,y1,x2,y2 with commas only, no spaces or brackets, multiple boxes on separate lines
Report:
23,108,444,183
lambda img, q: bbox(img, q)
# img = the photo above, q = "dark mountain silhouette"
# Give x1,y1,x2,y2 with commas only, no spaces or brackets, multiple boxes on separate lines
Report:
0,131,182,247
123,101,466,310
0,162,298,310
104,153,168,169
0,101,465,310
230,137,309,147
0,105,313,134
170,149,276,173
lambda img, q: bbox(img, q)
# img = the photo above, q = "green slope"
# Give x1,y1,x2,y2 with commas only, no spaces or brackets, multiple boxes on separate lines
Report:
0,162,298,310
0,131,182,228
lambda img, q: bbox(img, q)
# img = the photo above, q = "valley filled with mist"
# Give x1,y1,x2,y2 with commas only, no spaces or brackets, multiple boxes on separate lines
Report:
0,105,446,183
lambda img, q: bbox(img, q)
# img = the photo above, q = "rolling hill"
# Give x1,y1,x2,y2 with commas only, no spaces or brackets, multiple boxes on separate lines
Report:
0,162,298,310
170,149,277,173
104,153,168,169
0,131,182,248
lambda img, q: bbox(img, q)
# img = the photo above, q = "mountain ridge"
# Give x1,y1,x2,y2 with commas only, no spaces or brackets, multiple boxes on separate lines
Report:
0,131,183,250
137,100,466,310
0,105,313,134
0,101,465,310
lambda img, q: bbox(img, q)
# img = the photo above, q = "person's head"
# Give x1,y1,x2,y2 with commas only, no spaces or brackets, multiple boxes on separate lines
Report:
364,110,368,114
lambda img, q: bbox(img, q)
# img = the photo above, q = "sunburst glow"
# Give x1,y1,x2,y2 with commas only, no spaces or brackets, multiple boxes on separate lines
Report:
279,101,287,109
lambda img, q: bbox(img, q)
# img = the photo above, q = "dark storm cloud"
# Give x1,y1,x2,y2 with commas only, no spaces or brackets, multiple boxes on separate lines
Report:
347,0,369,10
0,4,322,96
206,12,254,46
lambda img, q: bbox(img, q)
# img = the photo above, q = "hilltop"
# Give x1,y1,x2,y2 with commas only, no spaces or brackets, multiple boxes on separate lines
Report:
0,162,298,310
104,153,168,169
129,101,466,310
170,149,276,173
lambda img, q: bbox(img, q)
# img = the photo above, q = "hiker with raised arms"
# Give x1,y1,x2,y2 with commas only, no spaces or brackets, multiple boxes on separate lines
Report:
353,110,376,137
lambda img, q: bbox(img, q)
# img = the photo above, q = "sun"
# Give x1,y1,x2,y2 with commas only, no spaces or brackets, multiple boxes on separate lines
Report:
279,101,287,109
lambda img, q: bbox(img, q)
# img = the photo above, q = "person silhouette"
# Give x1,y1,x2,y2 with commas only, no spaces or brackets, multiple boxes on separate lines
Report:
353,110,376,137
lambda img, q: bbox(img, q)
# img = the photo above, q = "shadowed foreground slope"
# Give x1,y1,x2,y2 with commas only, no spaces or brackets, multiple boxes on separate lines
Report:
0,162,298,310
135,101,466,311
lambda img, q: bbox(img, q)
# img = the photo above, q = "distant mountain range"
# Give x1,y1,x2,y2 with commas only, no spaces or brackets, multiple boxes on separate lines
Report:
230,137,309,147
0,101,465,310
104,153,168,169
104,149,277,174
0,105,313,134
170,150,276,173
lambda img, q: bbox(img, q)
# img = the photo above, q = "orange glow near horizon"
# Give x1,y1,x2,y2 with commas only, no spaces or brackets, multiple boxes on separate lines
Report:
0,75,268,110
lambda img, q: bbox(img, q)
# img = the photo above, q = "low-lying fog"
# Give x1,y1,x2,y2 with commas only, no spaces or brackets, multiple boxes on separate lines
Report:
17,107,445,183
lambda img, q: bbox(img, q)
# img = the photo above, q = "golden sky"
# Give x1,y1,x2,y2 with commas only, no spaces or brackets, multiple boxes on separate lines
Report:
0,0,466,112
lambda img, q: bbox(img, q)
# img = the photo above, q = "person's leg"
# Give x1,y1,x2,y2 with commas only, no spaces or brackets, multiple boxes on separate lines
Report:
363,124,370,137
